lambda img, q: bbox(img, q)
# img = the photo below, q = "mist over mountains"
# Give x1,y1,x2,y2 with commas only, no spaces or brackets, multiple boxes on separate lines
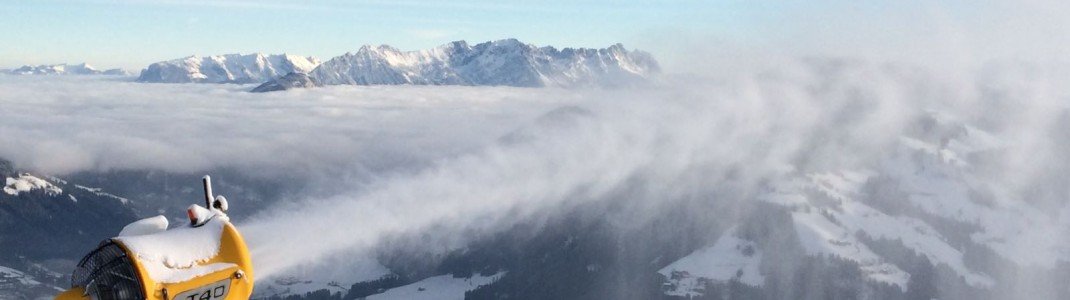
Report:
3,56,1070,299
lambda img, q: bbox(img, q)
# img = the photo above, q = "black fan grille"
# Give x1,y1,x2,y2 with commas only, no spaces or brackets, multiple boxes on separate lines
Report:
71,240,145,299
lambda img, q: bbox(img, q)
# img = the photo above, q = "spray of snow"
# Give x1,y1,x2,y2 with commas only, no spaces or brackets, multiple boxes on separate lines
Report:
238,59,1070,290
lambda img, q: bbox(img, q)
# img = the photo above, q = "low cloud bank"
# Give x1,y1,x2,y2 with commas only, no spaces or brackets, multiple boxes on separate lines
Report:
3,56,1069,297
0,77,576,177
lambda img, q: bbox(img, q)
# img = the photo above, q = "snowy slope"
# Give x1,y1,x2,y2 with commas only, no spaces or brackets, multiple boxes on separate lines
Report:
253,257,392,298
366,272,504,300
659,227,764,297
302,39,658,89
137,53,321,84
653,113,1059,297
0,265,62,299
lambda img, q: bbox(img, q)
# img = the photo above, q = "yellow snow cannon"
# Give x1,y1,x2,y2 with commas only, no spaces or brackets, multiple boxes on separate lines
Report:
55,176,255,300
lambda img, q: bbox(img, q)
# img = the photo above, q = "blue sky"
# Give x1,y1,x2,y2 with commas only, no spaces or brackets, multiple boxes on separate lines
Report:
0,0,723,69
1,1,1066,70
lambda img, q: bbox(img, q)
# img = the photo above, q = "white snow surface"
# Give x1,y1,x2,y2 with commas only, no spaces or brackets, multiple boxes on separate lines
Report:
119,215,169,237
366,272,504,300
763,170,995,289
74,184,130,204
3,173,62,196
115,214,229,283
0,265,42,286
659,227,764,297
883,136,1068,267
791,209,911,289
756,121,1031,289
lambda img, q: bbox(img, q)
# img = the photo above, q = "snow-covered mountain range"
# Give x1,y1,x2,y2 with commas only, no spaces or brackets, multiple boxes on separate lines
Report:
5,63,127,76
252,39,659,92
136,53,320,84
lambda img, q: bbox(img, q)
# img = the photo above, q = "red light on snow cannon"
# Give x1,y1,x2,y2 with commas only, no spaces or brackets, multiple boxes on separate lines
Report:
187,207,196,225
187,204,212,226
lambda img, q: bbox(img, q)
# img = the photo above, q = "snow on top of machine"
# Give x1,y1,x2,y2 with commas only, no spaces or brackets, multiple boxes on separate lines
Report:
115,209,231,283
118,215,169,237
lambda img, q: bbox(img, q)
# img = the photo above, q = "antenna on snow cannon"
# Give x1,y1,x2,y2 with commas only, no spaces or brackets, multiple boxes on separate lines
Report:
55,174,255,300
203,175,214,208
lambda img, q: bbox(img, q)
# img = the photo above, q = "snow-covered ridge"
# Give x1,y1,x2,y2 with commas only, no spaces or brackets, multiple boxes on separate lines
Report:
252,39,658,92
5,63,127,76
137,53,321,84
3,173,63,196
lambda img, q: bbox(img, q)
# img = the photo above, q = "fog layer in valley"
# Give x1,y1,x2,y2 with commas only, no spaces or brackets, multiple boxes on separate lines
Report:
3,54,1069,298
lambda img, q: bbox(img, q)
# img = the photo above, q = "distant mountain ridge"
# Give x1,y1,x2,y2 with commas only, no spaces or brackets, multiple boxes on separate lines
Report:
137,53,320,84
253,39,659,92
5,63,127,76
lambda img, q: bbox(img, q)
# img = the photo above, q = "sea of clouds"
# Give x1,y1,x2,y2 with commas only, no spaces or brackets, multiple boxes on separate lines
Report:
4,56,1068,288
0,77,581,177
3,2,1070,296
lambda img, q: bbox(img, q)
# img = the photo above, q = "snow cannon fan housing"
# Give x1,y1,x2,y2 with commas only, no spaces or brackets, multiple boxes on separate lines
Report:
55,176,254,300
